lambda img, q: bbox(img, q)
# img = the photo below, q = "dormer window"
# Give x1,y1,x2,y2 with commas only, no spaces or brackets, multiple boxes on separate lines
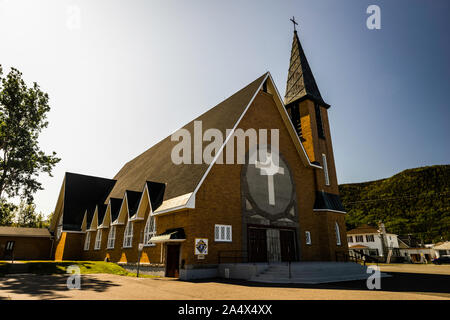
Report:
143,216,156,246
123,221,133,248
94,230,102,250
107,226,116,249
84,232,91,251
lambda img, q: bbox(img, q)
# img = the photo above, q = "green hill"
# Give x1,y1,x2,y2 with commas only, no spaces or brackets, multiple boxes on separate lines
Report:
339,165,450,243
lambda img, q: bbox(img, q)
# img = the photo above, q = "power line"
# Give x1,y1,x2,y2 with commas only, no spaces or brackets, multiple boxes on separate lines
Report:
343,191,450,205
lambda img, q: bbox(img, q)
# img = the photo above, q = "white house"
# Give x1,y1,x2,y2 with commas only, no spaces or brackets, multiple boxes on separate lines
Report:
347,224,400,261
433,241,450,258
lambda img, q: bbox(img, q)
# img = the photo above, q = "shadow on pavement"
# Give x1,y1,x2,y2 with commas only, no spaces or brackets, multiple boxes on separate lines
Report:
0,274,120,299
188,271,450,298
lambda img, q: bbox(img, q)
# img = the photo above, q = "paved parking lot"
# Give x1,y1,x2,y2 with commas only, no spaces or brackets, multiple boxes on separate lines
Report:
0,264,449,300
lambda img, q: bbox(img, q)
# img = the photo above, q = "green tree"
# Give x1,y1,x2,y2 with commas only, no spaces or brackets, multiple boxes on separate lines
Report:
13,201,45,228
0,199,16,225
0,65,60,203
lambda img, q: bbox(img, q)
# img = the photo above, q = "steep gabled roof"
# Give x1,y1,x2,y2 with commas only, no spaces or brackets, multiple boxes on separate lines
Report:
97,203,108,226
107,73,268,203
284,31,327,107
146,181,166,211
126,190,142,218
61,172,116,231
109,198,123,223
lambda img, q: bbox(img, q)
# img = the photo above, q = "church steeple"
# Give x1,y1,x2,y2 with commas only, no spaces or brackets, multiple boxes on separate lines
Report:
284,29,325,106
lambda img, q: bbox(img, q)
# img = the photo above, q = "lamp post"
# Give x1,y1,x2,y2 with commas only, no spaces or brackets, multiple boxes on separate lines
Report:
137,230,144,277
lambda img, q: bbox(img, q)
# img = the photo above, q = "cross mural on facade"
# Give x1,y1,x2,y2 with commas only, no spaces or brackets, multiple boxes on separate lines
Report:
255,152,285,206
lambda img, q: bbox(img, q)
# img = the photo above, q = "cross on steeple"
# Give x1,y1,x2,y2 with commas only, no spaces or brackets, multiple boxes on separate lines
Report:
290,16,298,31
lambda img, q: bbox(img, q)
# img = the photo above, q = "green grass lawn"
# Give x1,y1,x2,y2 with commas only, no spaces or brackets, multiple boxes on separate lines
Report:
0,261,157,278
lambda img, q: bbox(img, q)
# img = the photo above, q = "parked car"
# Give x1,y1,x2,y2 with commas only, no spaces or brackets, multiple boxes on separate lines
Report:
432,256,450,265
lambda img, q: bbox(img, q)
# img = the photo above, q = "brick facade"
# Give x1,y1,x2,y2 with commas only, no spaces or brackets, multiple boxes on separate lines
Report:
52,89,347,274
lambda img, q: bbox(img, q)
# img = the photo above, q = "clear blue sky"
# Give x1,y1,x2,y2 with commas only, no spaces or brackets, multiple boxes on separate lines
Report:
0,0,449,216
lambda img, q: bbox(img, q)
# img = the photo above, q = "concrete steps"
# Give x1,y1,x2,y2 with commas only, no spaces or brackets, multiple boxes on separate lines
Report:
249,262,388,284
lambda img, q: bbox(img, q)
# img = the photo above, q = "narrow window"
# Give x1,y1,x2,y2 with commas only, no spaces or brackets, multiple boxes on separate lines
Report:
214,225,232,242
107,226,116,249
94,230,102,250
322,153,330,186
56,214,63,240
56,225,62,240
335,222,341,246
315,103,325,139
291,102,302,139
305,231,312,245
347,236,353,243
84,232,91,251
5,241,14,251
123,221,133,248
143,216,156,246
356,235,364,242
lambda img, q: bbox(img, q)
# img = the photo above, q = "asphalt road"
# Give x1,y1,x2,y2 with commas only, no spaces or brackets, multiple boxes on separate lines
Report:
0,264,448,300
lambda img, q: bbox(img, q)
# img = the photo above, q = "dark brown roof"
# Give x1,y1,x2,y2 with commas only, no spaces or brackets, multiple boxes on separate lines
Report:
284,31,326,106
0,226,51,238
109,198,123,222
347,224,379,235
107,73,268,202
64,172,116,231
313,191,345,212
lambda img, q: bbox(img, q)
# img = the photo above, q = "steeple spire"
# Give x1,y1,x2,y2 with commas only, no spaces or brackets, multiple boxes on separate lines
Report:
284,29,324,106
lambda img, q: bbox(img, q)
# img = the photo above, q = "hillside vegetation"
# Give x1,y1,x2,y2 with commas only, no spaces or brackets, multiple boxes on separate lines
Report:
339,165,450,243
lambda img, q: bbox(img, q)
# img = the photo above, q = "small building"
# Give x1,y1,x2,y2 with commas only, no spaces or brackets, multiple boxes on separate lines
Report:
400,247,435,263
433,242,450,258
0,226,52,260
347,224,401,262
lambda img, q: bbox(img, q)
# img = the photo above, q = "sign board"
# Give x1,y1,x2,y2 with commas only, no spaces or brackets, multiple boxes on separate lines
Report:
138,243,144,251
194,238,208,255
197,254,205,260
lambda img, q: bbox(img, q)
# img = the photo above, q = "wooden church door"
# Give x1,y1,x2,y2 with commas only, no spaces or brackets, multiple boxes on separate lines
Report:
280,230,297,262
248,228,267,262
166,244,180,277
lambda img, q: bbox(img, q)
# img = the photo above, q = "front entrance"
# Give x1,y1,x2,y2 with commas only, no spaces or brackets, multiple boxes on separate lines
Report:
166,244,180,277
248,226,297,262
248,228,267,262
280,230,296,261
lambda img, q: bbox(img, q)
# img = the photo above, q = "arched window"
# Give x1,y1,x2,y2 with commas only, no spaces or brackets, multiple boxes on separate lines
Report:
123,221,133,248
143,216,156,246
335,222,341,246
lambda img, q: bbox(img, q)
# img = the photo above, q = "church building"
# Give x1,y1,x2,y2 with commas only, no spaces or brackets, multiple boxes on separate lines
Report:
49,28,347,280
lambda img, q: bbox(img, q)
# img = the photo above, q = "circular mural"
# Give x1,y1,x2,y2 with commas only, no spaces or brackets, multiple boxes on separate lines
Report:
244,147,294,215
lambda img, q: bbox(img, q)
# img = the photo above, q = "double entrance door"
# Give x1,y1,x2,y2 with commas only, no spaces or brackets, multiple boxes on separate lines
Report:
248,226,297,262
